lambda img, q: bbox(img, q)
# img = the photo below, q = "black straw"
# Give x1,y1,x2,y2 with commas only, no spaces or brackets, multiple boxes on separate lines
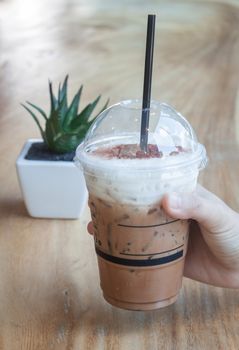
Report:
140,14,156,152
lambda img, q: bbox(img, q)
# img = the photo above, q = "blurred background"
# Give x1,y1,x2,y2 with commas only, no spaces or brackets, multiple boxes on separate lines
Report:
0,1,239,348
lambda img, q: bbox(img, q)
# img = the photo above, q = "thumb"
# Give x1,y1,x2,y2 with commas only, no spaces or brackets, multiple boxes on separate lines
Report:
162,185,239,269
161,186,230,232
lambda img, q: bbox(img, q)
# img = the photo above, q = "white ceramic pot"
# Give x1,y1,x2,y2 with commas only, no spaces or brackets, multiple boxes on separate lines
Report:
16,139,88,219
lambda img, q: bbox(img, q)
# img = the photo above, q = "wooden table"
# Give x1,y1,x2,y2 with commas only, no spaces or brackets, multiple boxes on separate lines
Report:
0,0,239,348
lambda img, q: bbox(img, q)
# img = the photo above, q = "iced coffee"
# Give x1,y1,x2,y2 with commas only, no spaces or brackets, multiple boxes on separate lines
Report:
75,100,207,310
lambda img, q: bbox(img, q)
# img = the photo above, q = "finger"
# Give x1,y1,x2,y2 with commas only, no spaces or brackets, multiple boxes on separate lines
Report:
161,185,232,232
162,185,239,269
87,222,94,235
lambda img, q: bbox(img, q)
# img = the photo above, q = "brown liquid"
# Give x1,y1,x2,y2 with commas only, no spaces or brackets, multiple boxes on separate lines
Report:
89,195,189,311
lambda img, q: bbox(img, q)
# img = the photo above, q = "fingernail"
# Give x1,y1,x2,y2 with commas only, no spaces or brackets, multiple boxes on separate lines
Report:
168,193,182,209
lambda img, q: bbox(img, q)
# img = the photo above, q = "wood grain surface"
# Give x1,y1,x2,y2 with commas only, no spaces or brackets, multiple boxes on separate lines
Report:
0,0,239,349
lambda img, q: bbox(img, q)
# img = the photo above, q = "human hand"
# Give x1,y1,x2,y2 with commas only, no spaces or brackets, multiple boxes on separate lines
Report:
161,185,239,288
87,185,239,288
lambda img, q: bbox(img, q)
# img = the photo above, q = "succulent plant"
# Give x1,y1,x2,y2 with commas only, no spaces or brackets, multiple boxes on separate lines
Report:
22,75,108,153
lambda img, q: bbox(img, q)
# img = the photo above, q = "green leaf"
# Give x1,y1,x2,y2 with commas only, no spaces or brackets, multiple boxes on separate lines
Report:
62,87,82,128
77,84,83,107
26,101,48,121
49,80,58,112
79,95,101,121
21,103,46,141
22,74,109,154
59,75,69,104
58,93,68,124
45,108,64,150
45,130,84,153
58,83,61,103
68,95,101,130
70,121,94,135
97,98,109,116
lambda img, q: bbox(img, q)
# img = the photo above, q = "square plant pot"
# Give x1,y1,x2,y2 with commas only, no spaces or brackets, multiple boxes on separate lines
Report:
16,139,88,219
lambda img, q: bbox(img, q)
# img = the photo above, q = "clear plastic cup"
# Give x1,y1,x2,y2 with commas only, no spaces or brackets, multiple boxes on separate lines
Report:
75,99,207,311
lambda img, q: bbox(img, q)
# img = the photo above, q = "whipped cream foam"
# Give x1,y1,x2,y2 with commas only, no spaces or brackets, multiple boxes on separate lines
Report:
78,140,205,205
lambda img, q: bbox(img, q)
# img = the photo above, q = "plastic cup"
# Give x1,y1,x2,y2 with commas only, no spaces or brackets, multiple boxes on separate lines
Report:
75,99,207,311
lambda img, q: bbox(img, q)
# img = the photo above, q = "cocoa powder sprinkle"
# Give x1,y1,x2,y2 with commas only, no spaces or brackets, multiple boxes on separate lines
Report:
91,144,186,160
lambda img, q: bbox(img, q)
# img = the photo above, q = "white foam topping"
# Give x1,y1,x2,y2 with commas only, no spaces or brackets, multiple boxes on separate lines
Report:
78,143,205,205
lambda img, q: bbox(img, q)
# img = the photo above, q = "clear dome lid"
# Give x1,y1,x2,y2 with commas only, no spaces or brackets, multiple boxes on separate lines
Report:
75,99,207,171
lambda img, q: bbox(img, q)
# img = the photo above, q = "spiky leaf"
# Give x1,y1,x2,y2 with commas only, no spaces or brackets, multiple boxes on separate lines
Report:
58,92,68,123
26,101,48,121
68,95,101,131
45,109,64,151
21,103,46,141
96,98,110,117
63,88,82,128
22,75,109,154
49,81,58,112
44,133,84,153
59,75,68,103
